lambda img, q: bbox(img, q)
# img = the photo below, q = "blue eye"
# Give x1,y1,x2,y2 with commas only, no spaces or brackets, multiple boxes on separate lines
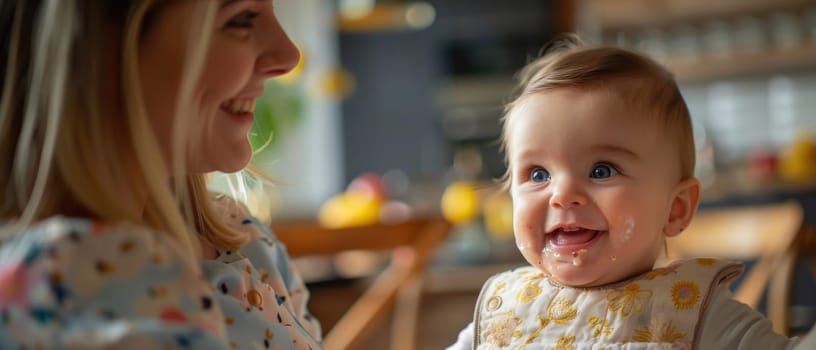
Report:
530,168,550,183
226,11,259,29
590,164,618,179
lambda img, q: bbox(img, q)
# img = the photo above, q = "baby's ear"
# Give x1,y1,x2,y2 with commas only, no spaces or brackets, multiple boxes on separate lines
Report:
664,178,700,237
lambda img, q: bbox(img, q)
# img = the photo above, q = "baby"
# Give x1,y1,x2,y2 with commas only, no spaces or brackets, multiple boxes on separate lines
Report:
446,36,805,349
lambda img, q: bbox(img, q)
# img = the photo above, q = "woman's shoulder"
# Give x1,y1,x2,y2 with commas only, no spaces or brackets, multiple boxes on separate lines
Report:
0,217,230,349
0,216,195,280
1,216,179,257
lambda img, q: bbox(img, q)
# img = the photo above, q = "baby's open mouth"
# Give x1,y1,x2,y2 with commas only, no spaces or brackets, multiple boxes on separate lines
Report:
547,227,603,246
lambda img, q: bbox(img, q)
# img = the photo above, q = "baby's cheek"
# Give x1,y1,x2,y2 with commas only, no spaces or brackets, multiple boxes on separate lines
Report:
514,229,538,253
515,234,541,265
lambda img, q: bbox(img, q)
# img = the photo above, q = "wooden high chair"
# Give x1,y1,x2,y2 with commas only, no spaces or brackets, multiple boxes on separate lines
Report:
273,217,452,350
664,201,804,335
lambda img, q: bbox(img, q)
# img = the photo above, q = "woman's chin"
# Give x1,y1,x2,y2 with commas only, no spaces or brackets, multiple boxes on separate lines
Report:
216,162,249,174
190,147,252,174
216,155,252,174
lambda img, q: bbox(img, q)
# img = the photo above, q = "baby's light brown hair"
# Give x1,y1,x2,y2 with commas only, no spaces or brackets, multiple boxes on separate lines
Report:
501,35,695,186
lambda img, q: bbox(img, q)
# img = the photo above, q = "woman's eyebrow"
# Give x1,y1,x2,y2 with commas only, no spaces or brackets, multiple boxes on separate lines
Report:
221,0,264,9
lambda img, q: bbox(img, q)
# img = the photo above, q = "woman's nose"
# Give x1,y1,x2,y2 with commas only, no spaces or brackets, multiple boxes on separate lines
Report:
256,19,301,78
548,177,587,209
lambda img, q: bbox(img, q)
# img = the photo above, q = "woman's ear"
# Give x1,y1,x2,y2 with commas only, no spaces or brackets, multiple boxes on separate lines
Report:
664,178,700,237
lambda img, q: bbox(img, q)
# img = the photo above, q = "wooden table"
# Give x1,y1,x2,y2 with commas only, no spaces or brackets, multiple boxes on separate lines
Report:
273,217,452,350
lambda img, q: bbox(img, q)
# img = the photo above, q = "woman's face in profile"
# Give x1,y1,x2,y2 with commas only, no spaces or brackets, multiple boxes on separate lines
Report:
138,0,299,174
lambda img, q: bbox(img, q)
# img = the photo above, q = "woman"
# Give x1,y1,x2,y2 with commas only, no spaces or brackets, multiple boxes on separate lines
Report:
0,0,321,348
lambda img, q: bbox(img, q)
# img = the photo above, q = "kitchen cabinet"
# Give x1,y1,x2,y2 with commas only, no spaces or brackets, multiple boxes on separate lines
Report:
577,0,816,82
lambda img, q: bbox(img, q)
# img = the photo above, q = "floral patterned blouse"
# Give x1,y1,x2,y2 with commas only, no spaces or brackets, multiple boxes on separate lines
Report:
0,198,322,349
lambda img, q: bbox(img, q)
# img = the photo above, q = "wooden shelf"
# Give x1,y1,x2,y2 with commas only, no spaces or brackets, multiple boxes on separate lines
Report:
663,42,816,83
580,0,816,82
590,0,814,32
272,216,450,257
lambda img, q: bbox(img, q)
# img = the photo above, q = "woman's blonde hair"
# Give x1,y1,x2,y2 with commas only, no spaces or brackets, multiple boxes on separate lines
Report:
501,34,695,187
0,0,247,257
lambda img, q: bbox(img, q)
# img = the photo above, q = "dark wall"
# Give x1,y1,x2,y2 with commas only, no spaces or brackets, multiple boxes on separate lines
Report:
340,29,444,182
339,0,554,183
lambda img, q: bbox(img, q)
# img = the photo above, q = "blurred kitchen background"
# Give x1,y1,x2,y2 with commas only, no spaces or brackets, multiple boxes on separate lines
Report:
219,0,816,348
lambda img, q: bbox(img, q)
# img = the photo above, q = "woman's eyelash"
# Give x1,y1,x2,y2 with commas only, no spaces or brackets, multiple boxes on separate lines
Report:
226,11,260,29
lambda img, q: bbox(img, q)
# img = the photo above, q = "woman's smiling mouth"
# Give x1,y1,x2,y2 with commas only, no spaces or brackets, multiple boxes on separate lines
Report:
220,98,256,123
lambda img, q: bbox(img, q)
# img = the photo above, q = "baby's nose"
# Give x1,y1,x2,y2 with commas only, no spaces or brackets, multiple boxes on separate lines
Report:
548,178,587,209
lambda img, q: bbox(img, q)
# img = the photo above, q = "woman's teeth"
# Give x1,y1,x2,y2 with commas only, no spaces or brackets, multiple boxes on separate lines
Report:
221,98,256,114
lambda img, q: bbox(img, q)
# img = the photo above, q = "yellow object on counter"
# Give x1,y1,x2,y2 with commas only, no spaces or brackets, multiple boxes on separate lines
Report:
318,192,382,228
441,181,480,224
483,191,514,240
779,136,816,183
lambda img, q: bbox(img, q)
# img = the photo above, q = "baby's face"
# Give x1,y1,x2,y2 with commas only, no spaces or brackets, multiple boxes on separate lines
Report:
506,88,689,287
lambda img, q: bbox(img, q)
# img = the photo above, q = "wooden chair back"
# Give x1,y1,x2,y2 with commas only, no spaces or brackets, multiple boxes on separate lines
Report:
665,201,803,335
